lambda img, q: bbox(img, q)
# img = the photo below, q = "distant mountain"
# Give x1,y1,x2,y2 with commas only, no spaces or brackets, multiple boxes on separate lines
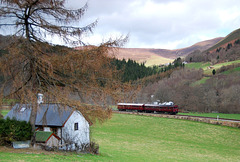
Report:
175,37,223,56
114,37,223,66
0,34,223,66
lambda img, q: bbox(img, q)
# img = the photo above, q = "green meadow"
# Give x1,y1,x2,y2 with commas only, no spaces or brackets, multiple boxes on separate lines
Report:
185,60,240,75
222,66,240,74
1,113,240,161
186,60,240,86
203,60,240,75
185,62,211,70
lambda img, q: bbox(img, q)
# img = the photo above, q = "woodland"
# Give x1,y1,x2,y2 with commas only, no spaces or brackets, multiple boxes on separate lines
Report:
137,67,240,113
135,41,240,114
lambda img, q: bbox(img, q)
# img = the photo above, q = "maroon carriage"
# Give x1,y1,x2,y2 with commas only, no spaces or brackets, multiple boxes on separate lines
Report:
117,102,178,115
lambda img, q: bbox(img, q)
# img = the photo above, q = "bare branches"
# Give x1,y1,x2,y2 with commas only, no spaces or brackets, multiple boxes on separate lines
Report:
0,0,131,124
0,37,129,122
0,0,95,45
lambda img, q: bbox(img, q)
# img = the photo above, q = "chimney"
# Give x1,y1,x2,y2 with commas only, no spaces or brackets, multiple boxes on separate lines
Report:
37,93,43,104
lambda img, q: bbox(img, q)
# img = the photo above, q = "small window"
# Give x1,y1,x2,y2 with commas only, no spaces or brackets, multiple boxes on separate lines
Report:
52,127,58,135
20,107,26,112
74,123,78,131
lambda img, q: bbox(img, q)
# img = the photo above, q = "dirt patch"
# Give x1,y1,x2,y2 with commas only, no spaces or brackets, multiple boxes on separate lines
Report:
0,146,72,155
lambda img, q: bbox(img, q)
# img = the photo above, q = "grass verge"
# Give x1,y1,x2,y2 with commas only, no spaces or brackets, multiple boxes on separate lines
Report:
178,112,240,120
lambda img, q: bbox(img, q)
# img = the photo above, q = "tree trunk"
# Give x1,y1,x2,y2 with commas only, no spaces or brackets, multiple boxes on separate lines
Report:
30,104,38,146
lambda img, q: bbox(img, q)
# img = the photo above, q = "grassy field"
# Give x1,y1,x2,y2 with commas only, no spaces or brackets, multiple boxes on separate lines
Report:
178,112,240,120
185,60,240,86
1,113,240,161
185,62,211,69
222,66,240,74
204,60,240,75
185,60,240,76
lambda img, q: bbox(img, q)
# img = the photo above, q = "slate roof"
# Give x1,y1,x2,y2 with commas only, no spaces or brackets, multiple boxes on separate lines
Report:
4,103,73,126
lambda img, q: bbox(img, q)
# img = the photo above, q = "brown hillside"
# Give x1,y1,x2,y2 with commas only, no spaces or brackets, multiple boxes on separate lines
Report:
208,38,239,53
114,48,175,66
114,37,223,66
174,37,223,56
207,28,240,52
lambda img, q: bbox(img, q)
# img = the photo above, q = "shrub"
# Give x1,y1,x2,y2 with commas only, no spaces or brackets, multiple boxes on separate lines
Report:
0,118,32,145
212,69,216,75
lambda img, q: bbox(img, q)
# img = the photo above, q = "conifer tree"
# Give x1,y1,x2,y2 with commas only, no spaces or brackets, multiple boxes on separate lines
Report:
0,0,127,144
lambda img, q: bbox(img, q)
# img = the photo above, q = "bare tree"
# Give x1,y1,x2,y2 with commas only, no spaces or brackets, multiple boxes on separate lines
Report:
0,0,97,45
0,0,127,144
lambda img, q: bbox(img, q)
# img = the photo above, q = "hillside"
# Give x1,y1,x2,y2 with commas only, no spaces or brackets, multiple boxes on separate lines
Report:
186,28,240,63
0,34,222,66
136,59,240,113
174,37,223,56
114,37,223,66
0,35,18,49
207,28,240,52
114,48,174,66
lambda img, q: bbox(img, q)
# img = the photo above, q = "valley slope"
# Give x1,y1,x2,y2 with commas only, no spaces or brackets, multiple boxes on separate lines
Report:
114,37,223,66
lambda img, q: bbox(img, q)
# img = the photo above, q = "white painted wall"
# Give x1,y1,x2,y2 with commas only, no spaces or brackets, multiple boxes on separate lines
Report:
62,111,90,150
46,135,59,147
43,127,51,131
57,128,61,137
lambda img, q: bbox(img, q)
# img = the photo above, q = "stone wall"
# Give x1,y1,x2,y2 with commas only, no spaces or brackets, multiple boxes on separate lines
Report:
115,111,240,129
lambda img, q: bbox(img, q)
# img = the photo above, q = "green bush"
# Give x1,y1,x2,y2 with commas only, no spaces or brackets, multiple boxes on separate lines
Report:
0,118,32,145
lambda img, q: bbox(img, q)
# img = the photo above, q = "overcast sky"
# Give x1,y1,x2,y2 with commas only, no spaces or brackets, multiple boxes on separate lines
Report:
2,0,239,50
64,0,240,49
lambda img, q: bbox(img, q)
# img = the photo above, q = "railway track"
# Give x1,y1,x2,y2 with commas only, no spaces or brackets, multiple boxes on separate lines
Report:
113,110,240,124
